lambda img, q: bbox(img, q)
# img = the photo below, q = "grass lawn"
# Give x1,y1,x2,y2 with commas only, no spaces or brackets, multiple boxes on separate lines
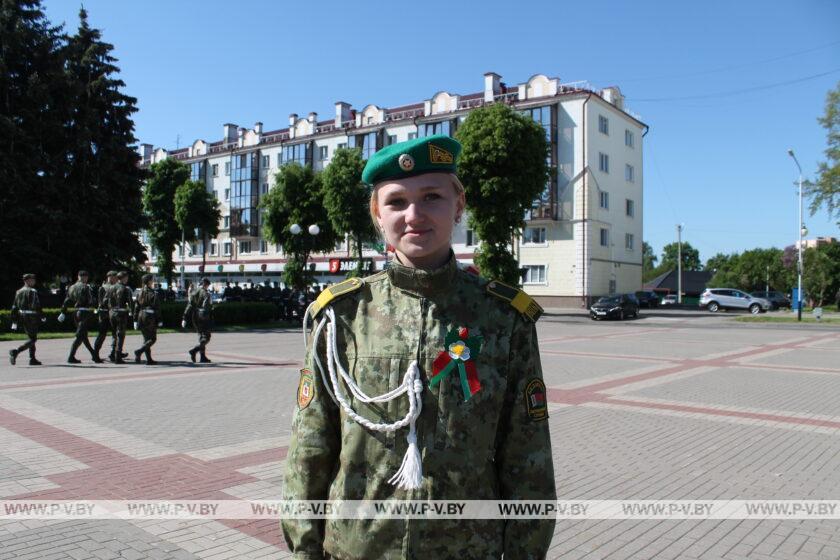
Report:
0,321,300,342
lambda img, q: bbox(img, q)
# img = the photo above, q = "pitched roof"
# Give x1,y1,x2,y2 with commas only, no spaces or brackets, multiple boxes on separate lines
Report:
643,269,713,295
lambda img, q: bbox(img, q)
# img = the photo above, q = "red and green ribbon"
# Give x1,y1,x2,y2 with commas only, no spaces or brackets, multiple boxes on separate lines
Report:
429,326,483,401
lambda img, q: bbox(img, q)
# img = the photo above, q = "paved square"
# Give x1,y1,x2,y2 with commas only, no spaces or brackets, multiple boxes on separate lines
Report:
1,311,839,559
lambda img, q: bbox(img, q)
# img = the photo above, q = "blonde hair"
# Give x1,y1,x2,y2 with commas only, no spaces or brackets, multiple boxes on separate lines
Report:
369,173,465,229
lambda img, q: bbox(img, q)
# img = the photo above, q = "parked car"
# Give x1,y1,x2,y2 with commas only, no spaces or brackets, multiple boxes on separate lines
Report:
634,290,660,308
750,290,791,310
699,288,771,314
660,294,678,306
590,294,639,320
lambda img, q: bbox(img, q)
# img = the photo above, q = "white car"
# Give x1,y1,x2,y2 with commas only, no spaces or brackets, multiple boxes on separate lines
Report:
699,288,771,314
661,295,678,305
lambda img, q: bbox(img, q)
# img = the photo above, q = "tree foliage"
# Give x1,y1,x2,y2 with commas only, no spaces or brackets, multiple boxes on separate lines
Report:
260,163,338,289
321,147,376,275
641,242,658,281
708,248,792,292
143,158,189,286
174,179,221,270
455,103,550,284
660,241,701,271
805,82,840,225
0,1,145,299
802,242,840,306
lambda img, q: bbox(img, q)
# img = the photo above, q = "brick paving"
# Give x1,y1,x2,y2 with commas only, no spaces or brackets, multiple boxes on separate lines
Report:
1,311,839,559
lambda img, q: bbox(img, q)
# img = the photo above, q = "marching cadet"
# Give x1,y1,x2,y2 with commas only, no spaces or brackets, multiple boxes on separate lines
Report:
133,273,162,365
182,277,213,363
59,270,100,364
93,270,123,362
8,273,44,366
107,271,134,364
282,135,556,559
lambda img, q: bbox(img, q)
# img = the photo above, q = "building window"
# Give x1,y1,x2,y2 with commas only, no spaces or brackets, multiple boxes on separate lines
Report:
407,132,417,140
598,115,609,135
420,120,451,137
387,134,397,145
598,152,609,173
600,228,609,247
261,182,269,195
190,243,199,255
625,233,635,251
210,242,218,256
625,129,634,148
466,229,479,247
626,199,635,217
337,142,347,150
523,227,546,244
260,155,268,168
223,241,231,256
354,132,378,160
260,240,268,253
599,191,609,210
223,216,230,229
523,265,546,284
625,164,634,183
224,188,230,201
277,153,282,167
239,241,251,254
224,162,230,176
212,164,219,177
282,143,310,167
319,145,328,161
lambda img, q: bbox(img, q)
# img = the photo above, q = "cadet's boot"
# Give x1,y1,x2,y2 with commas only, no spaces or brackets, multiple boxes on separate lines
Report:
67,356,81,364
188,348,198,363
134,350,142,364
9,349,17,366
199,354,211,363
121,352,128,359
29,358,42,366
92,355,103,364
145,350,156,365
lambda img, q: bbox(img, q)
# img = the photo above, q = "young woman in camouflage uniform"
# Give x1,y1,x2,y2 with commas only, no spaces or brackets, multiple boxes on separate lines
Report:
282,135,556,559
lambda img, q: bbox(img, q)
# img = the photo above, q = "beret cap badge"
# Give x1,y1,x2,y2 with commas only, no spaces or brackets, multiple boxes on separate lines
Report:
398,153,415,171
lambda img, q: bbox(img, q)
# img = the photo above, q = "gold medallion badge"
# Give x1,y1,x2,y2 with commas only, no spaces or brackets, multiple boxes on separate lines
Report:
398,154,415,171
429,144,454,164
298,368,315,409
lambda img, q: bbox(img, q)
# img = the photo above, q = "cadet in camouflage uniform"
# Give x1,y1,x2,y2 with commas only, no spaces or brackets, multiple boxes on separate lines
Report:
107,271,134,364
9,273,44,366
182,277,213,363
133,273,162,365
93,271,121,361
59,270,100,364
282,135,556,559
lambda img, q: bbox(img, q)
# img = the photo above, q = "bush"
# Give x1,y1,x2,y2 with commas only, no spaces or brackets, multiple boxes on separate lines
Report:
0,302,277,332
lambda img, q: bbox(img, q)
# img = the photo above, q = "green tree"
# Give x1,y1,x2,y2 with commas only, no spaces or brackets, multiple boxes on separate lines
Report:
805,82,840,225
0,0,67,301
803,242,840,306
143,158,189,287
455,103,550,284
174,180,221,271
61,8,147,275
709,248,790,292
642,242,658,281
660,241,701,272
321,147,376,276
260,163,339,289
704,253,731,275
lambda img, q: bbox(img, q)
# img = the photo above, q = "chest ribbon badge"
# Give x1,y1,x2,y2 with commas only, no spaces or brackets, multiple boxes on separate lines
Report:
429,327,483,401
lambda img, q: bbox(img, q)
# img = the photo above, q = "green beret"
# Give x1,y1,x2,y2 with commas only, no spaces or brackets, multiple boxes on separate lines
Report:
117,271,128,279
78,270,89,277
362,134,461,186
106,270,118,277
22,273,35,280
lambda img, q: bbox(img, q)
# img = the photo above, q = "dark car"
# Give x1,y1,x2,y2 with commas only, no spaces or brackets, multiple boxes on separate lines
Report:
750,291,791,310
634,290,660,308
590,294,639,320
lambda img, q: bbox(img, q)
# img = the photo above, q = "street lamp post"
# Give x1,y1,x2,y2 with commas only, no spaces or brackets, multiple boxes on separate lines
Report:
290,223,320,287
787,149,804,322
676,224,683,304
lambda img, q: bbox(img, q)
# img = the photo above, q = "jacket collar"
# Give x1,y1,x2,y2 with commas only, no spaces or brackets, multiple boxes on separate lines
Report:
387,250,458,296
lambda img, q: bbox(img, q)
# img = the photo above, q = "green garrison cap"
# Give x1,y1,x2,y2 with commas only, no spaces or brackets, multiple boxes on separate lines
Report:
22,273,35,280
361,134,461,185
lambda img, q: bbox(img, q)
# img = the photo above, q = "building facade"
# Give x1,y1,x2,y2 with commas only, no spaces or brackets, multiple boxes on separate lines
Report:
140,72,647,307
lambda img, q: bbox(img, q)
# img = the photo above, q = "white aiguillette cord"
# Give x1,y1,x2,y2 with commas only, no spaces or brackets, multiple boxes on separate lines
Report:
303,303,424,490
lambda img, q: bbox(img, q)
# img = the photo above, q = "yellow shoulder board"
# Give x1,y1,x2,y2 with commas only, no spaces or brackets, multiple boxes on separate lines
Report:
486,280,543,322
309,277,364,318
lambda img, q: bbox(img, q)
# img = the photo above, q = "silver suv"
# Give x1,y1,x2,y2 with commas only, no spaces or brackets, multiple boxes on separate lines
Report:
699,288,771,314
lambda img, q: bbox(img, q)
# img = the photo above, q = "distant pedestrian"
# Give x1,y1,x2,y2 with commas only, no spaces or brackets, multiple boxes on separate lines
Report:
107,271,134,364
9,273,44,366
59,270,99,363
183,277,213,363
133,273,162,365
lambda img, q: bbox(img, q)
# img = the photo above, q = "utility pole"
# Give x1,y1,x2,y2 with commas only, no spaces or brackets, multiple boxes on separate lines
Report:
766,264,770,294
788,150,804,322
676,224,683,304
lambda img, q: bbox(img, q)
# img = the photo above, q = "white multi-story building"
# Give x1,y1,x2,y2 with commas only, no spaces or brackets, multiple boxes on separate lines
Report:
140,71,647,307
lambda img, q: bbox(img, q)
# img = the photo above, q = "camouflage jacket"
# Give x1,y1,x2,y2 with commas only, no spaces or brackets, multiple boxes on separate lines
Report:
134,287,161,323
97,283,114,312
61,281,95,314
183,287,212,324
282,253,556,560
11,286,42,322
107,283,134,314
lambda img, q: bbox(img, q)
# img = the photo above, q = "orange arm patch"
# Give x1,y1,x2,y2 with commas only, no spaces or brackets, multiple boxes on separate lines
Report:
297,369,315,410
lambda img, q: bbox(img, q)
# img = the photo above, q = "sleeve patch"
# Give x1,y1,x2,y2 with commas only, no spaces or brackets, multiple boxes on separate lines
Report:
297,369,315,410
524,378,548,421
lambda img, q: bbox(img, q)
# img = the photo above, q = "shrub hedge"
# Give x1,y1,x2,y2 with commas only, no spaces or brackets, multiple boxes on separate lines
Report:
0,302,277,332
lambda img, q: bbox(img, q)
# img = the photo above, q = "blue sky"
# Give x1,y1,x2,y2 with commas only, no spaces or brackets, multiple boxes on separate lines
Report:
43,0,840,263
